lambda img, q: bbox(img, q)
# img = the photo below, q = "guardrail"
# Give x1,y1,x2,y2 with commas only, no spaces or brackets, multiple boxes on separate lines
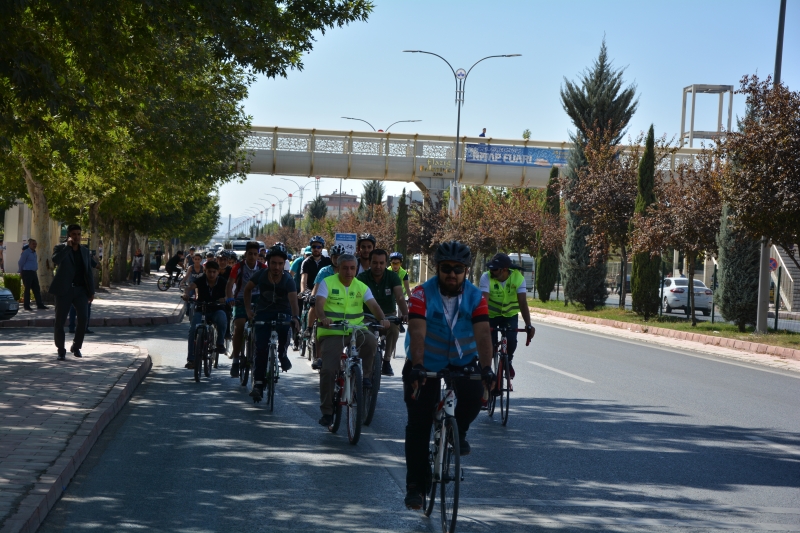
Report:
771,245,797,312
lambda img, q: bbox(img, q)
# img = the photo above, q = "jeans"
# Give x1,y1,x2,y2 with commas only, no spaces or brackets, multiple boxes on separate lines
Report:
21,270,44,308
69,302,93,332
253,312,290,384
489,315,519,360
187,309,227,362
132,270,142,284
55,287,90,350
402,359,483,490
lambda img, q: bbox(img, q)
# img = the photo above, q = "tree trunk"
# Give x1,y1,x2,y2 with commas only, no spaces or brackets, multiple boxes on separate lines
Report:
619,246,628,310
687,251,697,327
19,160,55,302
100,217,112,287
113,222,131,282
142,234,150,275
88,203,100,289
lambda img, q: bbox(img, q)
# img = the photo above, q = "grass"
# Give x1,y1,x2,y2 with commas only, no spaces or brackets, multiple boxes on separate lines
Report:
527,298,800,351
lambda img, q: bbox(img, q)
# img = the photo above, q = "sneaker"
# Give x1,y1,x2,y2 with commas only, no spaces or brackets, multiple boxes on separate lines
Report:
362,378,372,389
381,360,394,376
318,414,333,427
508,360,515,379
230,359,240,377
404,487,423,510
279,354,292,372
250,384,263,402
57,348,67,361
311,358,322,371
185,361,194,369
459,434,470,456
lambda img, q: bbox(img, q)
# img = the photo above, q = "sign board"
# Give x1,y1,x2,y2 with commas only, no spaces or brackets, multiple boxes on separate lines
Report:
465,143,569,167
769,258,778,272
334,233,357,256
417,158,456,179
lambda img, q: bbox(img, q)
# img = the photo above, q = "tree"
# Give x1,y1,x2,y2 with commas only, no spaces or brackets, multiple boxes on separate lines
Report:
307,195,328,221
630,126,664,319
716,75,800,269
716,204,760,331
536,167,560,301
522,129,531,140
394,188,409,264
362,179,385,221
281,212,296,229
631,149,722,326
559,39,638,309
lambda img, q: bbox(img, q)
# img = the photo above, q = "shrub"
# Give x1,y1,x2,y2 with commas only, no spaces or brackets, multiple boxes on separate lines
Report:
3,274,22,301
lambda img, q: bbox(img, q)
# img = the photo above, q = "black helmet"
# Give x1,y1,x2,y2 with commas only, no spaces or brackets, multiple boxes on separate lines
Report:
266,243,288,260
434,241,471,266
357,233,376,246
309,235,325,246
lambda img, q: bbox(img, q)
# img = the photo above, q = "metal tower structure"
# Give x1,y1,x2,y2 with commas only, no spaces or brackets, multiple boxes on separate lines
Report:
679,84,734,147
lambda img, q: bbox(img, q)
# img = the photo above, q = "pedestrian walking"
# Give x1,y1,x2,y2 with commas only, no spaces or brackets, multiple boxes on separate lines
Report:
17,238,48,310
51,224,95,360
154,247,164,272
132,249,144,285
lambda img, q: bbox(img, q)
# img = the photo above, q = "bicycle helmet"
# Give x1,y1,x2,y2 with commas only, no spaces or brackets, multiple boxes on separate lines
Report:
434,240,471,266
309,235,325,246
330,244,347,256
266,243,288,260
389,251,403,262
303,246,312,255
357,233,376,246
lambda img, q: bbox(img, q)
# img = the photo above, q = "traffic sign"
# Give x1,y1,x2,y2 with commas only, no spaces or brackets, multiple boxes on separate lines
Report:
769,258,778,272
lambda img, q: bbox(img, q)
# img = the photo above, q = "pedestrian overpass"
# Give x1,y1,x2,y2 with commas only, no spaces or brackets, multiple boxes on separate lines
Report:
244,126,700,194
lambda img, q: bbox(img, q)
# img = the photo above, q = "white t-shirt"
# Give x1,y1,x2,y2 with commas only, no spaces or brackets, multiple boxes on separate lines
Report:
316,278,375,303
479,272,527,294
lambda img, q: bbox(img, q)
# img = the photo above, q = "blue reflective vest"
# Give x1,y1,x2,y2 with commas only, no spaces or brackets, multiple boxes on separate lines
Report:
405,276,482,371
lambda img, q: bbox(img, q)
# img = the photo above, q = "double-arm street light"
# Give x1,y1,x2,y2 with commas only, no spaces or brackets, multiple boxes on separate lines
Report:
403,50,521,211
261,195,283,224
281,178,316,216
341,117,422,132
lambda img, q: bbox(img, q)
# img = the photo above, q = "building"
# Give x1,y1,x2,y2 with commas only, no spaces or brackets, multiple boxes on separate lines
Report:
385,190,424,215
320,191,360,217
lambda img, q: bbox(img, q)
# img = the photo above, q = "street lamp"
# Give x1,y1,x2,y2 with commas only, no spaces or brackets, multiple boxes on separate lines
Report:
341,117,422,132
274,187,296,218
403,50,521,212
281,178,315,215
261,195,283,224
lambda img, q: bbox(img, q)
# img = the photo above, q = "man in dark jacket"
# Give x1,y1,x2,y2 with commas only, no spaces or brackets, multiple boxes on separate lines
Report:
51,224,95,360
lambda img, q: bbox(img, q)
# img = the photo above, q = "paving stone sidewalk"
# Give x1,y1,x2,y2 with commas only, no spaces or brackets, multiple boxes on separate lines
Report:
530,310,800,374
0,341,151,533
1,274,185,328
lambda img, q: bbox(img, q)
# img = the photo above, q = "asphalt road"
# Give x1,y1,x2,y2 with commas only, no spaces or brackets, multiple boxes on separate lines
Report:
5,319,799,533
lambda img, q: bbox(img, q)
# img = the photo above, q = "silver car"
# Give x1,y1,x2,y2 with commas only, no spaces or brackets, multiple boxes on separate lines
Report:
662,277,713,316
0,287,19,320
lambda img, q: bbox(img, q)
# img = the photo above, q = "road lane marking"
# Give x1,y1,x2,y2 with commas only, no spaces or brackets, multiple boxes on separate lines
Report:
748,435,800,457
528,361,594,383
459,497,800,514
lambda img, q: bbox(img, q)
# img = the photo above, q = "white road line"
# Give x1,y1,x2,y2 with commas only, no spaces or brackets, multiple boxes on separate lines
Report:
748,435,800,457
528,361,594,383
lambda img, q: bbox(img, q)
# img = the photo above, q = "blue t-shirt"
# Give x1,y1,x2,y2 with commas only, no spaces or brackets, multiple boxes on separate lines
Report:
314,265,335,284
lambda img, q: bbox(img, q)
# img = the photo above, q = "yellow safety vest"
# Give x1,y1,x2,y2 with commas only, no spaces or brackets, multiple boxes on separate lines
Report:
389,266,409,296
317,275,369,338
485,269,523,318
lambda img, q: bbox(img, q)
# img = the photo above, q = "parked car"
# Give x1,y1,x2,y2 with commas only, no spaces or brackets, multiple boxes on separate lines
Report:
0,287,19,320
662,277,713,316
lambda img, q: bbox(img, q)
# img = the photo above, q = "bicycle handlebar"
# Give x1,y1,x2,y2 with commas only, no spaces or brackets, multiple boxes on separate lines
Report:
422,370,483,380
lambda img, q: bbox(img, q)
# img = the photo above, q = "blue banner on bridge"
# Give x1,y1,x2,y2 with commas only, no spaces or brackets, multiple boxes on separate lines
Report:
465,143,569,167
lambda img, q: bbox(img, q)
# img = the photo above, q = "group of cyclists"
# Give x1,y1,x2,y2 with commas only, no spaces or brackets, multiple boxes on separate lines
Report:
176,234,536,512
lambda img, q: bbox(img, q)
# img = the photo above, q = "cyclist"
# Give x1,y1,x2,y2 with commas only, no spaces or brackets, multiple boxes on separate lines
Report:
300,236,332,337
164,250,185,284
357,249,408,377
314,253,389,427
257,247,268,265
389,252,411,298
243,244,300,401
310,243,346,370
184,252,205,303
290,246,310,288
226,242,266,377
356,233,376,274
203,251,214,265
402,241,495,510
181,260,229,369
184,247,196,270
480,253,535,380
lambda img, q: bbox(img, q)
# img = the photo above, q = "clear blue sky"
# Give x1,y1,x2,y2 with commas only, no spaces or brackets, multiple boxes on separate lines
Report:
218,0,799,234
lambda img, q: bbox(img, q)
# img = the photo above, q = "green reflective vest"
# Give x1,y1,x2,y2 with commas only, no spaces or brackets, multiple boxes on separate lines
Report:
389,266,409,296
485,269,524,318
317,275,369,338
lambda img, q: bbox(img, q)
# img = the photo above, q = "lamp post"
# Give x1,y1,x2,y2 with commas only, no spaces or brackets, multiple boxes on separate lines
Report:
341,117,421,132
261,195,283,225
281,178,315,216
403,51,521,212
274,187,294,219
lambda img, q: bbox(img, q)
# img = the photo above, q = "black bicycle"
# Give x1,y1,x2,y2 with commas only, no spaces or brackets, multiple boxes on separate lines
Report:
487,326,524,426
248,314,292,410
190,302,222,383
362,315,403,426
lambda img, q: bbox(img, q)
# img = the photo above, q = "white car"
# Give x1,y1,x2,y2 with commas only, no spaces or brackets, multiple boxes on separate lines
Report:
662,277,713,316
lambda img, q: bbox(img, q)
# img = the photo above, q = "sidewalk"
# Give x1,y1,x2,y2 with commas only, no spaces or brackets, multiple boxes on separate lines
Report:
0,275,185,328
0,341,151,533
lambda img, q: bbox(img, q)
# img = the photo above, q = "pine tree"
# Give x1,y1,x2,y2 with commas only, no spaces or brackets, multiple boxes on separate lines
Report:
716,209,760,332
630,125,661,319
560,39,638,309
394,188,409,264
307,195,328,221
536,167,560,301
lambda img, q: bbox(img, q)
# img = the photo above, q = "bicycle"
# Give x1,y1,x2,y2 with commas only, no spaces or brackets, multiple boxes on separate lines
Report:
323,320,382,444
297,291,315,361
190,302,221,383
416,368,481,533
239,316,256,387
487,326,525,426
362,314,404,426
157,269,185,291
247,314,292,410
393,299,410,359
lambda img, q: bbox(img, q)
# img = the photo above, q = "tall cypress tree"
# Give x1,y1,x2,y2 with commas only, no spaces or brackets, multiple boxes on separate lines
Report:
716,204,760,331
395,188,409,265
536,166,560,301
559,40,637,309
630,125,661,319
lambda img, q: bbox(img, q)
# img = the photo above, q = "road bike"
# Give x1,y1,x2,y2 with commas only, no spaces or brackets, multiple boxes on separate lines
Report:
239,316,256,387
190,302,221,383
487,326,525,426
362,314,403,426
324,321,382,444
247,314,292,410
157,270,185,291
298,292,316,361
417,367,482,533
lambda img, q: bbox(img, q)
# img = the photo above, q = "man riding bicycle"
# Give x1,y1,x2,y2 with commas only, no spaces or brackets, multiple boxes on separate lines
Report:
310,243,346,370
356,233,375,274
165,250,185,284
480,253,535,379
182,260,229,369
314,254,389,428
357,249,409,377
300,236,332,337
389,252,411,298
243,244,300,402
403,241,495,510
227,242,266,377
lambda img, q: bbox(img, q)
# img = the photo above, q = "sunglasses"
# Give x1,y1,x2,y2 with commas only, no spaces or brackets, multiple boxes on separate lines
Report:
311,245,322,249
439,264,466,275
489,268,499,273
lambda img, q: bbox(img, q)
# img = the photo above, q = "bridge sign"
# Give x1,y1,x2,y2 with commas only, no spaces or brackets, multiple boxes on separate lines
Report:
334,233,357,256
769,258,778,272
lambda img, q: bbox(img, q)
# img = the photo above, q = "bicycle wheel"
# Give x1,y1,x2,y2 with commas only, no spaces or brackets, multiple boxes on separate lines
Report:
440,417,461,533
487,352,499,416
240,330,252,387
363,344,382,426
157,276,171,291
265,344,276,411
329,385,342,434
346,365,363,445
423,428,439,517
193,328,204,383
500,354,511,426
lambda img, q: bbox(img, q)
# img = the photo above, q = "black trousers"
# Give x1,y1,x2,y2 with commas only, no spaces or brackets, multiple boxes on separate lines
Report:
402,359,483,490
489,315,519,359
54,286,89,350
21,270,44,308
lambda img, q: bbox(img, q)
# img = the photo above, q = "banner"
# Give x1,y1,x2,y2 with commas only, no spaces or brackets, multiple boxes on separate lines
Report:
465,143,569,167
334,233,357,255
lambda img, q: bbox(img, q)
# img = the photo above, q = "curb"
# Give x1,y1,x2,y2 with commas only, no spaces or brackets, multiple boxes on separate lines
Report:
529,307,800,362
0,301,185,329
0,348,153,533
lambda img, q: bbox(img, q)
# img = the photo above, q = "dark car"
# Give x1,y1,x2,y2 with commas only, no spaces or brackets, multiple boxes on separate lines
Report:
0,287,19,320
